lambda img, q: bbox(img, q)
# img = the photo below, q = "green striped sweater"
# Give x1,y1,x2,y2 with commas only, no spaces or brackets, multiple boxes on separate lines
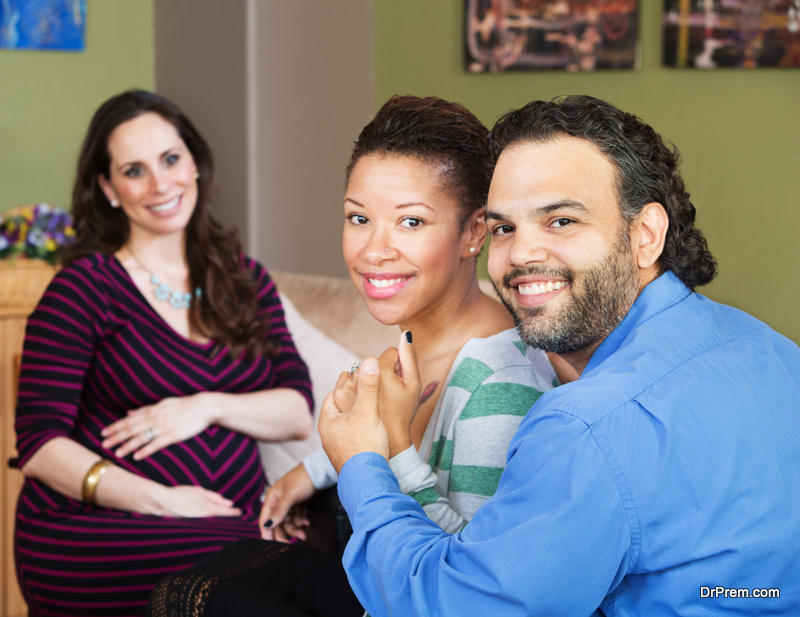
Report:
388,328,557,533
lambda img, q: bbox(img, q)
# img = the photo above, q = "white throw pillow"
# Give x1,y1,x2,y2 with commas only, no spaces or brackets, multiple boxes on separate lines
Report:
257,292,361,482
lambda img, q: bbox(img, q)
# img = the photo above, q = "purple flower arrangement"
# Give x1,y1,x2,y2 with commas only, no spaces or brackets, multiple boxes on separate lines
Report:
0,204,75,265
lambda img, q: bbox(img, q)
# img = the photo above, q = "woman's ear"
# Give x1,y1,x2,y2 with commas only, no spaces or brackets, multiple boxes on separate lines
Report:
462,208,488,258
97,174,118,207
634,202,668,269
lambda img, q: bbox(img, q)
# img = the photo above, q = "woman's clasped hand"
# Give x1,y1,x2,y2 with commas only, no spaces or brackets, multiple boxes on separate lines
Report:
326,334,422,464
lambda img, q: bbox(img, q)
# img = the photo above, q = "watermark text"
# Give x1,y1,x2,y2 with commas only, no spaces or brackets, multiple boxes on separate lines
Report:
700,586,780,599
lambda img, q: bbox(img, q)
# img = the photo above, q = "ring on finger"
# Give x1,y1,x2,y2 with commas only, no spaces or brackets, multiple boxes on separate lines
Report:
349,361,362,376
143,427,157,443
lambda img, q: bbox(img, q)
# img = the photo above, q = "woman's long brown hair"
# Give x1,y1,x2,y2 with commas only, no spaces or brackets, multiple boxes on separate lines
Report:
61,90,274,359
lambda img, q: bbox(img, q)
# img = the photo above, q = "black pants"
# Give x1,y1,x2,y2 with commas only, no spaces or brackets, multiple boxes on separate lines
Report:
147,539,363,617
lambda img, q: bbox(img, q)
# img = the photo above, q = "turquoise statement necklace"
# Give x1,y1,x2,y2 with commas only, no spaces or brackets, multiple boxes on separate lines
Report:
128,250,201,310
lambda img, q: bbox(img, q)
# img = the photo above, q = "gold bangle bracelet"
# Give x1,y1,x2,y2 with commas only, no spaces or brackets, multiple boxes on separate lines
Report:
82,459,113,506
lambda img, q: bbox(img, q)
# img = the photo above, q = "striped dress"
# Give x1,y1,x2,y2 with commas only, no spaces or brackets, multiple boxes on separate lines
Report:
14,254,312,617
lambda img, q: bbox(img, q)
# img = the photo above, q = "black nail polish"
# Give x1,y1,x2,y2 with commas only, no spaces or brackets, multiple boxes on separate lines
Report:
264,519,273,528
405,331,413,344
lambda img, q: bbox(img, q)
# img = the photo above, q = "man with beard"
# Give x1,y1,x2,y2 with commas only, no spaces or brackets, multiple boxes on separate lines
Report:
318,96,800,616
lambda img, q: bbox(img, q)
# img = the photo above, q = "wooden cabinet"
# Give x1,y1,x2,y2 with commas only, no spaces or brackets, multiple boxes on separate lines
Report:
1,259,55,617
1,308,30,617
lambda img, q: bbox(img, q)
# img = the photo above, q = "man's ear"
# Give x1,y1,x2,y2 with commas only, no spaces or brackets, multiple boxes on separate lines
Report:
634,202,668,269
462,208,488,258
97,174,117,206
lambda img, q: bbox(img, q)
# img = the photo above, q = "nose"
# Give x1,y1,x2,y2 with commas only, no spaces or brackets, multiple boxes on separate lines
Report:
362,225,397,263
149,168,170,194
508,230,548,268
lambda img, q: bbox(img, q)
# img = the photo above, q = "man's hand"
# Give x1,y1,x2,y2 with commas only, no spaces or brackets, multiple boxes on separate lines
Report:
259,463,317,542
319,358,391,473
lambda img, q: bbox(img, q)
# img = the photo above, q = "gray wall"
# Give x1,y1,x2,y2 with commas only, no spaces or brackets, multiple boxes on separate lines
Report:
155,0,374,276
154,0,250,241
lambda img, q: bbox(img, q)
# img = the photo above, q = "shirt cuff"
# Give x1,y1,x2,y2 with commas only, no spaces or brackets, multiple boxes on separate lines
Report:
338,452,402,519
388,445,432,495
302,448,338,490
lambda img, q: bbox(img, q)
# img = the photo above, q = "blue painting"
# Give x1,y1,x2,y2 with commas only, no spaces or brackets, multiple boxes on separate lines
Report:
0,0,86,51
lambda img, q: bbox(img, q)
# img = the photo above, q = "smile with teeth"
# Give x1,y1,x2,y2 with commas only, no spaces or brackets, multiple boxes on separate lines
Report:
368,277,410,288
518,280,568,296
148,196,181,212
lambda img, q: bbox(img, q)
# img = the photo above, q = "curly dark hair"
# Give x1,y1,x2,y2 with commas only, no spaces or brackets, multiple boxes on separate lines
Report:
62,89,274,359
346,95,490,226
488,95,717,290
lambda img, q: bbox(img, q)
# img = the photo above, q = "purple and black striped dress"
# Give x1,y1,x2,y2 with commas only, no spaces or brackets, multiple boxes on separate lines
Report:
14,254,313,617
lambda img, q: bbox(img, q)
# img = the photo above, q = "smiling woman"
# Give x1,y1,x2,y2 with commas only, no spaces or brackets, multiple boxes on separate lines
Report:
342,154,469,326
13,90,313,616
97,113,199,242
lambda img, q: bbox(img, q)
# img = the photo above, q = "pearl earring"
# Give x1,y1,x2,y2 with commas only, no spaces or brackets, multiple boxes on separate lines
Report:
110,199,120,208
193,171,199,179
469,247,476,254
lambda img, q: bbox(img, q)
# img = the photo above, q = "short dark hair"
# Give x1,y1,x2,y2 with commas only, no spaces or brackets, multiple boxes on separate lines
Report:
488,95,717,290
346,95,490,225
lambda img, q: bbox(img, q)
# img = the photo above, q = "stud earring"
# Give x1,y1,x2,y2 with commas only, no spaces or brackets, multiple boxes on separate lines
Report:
110,199,120,208
385,248,390,252
469,247,476,254
193,171,199,179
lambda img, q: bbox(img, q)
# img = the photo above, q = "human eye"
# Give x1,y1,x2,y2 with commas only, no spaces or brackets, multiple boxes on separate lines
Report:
550,217,574,229
399,217,425,229
491,224,515,236
123,165,143,178
165,153,180,166
346,213,369,226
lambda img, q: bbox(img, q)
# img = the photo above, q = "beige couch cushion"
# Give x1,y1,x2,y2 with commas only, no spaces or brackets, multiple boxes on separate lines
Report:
271,271,399,359
258,292,361,481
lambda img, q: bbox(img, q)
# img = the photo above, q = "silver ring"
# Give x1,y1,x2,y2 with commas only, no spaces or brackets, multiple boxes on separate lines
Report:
143,427,157,442
349,361,362,376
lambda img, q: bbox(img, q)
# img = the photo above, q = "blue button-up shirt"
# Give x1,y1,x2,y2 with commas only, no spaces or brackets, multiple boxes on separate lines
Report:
338,272,800,616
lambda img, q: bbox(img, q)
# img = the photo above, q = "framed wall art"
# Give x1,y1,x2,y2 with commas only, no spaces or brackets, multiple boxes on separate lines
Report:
663,0,800,68
1,0,87,51
465,0,639,73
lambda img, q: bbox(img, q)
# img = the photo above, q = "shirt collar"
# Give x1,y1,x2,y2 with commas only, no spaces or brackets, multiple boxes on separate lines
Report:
582,271,691,375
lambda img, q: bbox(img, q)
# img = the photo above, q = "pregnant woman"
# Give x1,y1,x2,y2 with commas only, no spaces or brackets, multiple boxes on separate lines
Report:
14,90,313,617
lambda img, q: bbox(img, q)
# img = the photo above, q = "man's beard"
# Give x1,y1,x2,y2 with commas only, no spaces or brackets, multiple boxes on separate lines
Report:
492,230,640,355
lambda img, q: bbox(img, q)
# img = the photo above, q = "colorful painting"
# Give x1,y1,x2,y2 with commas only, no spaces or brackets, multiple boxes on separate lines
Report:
0,0,87,51
663,0,800,68
465,0,639,73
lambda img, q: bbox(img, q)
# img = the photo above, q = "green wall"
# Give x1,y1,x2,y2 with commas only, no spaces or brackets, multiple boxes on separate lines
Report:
373,0,800,343
0,0,154,213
